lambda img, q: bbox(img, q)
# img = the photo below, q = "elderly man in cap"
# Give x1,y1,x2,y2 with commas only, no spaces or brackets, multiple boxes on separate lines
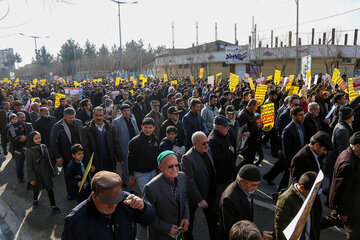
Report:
329,132,360,240
218,164,261,240
208,115,236,196
61,171,155,240
145,100,163,139
159,106,185,146
143,151,189,240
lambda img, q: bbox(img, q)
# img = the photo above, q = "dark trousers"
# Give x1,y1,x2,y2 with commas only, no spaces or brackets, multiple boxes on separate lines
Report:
262,128,277,155
343,215,360,240
1,134,7,153
33,188,56,206
185,201,218,240
238,147,257,170
13,149,25,180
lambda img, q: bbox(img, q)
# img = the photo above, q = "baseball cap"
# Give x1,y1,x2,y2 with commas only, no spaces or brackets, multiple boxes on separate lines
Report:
8,113,17,120
225,105,237,113
91,171,123,205
168,106,181,114
214,115,232,127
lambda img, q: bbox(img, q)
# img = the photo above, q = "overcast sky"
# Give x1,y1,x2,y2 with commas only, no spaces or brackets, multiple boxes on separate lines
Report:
0,0,359,66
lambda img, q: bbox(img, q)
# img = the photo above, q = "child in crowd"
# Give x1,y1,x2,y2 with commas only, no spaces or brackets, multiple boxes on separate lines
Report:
159,126,185,156
65,144,94,203
25,131,61,214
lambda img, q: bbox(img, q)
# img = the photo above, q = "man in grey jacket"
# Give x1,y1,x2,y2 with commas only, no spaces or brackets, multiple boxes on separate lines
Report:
143,151,189,240
201,94,218,134
112,104,139,191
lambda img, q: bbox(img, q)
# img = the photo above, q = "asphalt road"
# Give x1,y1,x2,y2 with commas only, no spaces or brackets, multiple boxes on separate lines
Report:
0,147,346,240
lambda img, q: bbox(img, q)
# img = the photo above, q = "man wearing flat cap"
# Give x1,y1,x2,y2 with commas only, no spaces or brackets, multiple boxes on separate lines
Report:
329,132,360,239
143,151,189,240
218,164,261,240
62,171,155,240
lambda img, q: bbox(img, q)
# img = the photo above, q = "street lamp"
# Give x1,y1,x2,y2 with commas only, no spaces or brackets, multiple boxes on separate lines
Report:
294,0,299,76
111,0,138,73
19,33,50,57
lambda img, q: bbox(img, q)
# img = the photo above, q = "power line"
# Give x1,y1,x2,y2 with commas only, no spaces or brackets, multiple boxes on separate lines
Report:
260,6,360,32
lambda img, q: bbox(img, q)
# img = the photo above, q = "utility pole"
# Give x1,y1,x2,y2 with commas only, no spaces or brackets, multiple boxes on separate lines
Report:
235,23,238,45
111,0,138,73
172,21,175,52
215,22,218,41
196,21,199,46
295,0,299,76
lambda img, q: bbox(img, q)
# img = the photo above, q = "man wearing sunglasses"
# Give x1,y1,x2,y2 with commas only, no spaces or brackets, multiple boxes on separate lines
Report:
62,171,155,240
143,151,190,240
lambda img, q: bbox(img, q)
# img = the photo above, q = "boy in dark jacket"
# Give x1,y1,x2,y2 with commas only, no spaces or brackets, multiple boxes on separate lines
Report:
159,126,185,157
66,144,95,203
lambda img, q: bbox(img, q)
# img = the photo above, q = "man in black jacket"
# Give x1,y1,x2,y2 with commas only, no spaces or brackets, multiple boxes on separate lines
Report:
132,95,146,130
159,106,185,145
160,93,175,120
81,106,123,173
237,99,263,168
303,102,322,143
208,115,236,195
34,107,57,149
76,99,93,125
127,118,159,194
54,98,70,121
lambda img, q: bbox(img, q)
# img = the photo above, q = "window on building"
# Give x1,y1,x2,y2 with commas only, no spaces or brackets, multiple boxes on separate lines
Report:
222,62,229,67
178,65,183,69
183,64,189,69
201,63,207,68
342,58,351,63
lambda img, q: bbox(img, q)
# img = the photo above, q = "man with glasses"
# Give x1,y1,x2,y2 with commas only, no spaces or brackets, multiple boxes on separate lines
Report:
34,107,57,149
143,151,190,240
181,131,217,240
61,171,155,240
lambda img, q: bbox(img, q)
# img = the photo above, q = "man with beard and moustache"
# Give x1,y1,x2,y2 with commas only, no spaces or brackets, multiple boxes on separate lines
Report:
175,98,187,121
34,107,57,149
145,100,163,139
239,91,251,111
161,93,176,120
82,107,122,173
303,102,322,143
76,99,93,125
201,94,219,134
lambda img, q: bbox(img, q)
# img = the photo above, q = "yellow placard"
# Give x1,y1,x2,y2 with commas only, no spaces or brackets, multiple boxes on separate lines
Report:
306,70,311,85
55,93,66,108
274,70,281,85
115,77,121,86
349,91,360,102
29,84,36,91
348,78,354,92
261,103,275,132
336,77,348,93
286,75,295,90
190,76,195,85
40,79,46,86
139,74,144,80
248,77,255,90
267,75,273,81
30,97,36,103
33,79,38,84
229,73,239,86
79,153,94,192
15,78,19,83
164,74,168,82
199,68,204,79
332,68,340,84
130,76,135,82
216,73,222,85
171,80,177,86
288,86,300,96
142,78,147,87
255,84,267,105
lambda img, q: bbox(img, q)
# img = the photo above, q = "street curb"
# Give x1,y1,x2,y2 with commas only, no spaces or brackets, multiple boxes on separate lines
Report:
0,198,34,240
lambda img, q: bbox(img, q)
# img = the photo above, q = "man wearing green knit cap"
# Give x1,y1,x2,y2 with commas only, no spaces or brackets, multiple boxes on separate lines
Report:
143,150,190,240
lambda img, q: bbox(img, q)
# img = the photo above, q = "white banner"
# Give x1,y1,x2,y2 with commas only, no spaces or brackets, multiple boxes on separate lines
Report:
225,45,249,64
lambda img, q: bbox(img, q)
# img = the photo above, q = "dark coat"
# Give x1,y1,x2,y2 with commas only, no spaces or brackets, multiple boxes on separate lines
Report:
143,172,190,240
329,147,360,217
329,94,360,130
91,92,103,107
303,113,322,143
237,108,258,146
65,159,92,202
7,122,33,153
25,144,56,191
50,118,83,163
34,116,57,148
0,109,9,140
277,107,292,141
182,111,205,150
181,147,216,206
274,184,318,240
208,129,236,184
76,110,93,125
127,132,159,175
61,192,155,240
159,119,185,146
159,137,180,152
160,103,172,120
54,105,66,121
132,103,146,129
218,181,252,240
81,119,122,172
282,121,307,168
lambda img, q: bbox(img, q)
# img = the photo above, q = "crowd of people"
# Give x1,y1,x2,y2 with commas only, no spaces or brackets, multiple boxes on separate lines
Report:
0,73,359,240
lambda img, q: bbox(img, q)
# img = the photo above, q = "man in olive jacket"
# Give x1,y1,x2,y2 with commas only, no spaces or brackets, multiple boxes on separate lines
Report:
274,171,319,240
